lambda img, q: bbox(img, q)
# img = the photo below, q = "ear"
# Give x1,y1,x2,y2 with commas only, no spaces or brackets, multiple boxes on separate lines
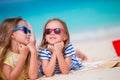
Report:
11,33,15,39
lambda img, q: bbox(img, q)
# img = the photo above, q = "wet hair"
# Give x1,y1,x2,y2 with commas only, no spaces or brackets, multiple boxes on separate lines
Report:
39,18,70,52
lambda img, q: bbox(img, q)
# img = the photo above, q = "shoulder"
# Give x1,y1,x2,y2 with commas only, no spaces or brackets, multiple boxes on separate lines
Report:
38,48,51,60
66,42,72,47
67,42,73,47
65,42,74,51
38,47,49,53
64,42,75,57
38,47,44,52
4,50,19,68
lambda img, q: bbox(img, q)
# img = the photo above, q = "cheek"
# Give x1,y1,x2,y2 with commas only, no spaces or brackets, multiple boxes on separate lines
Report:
15,34,26,42
16,36,24,41
56,35,64,41
61,33,68,41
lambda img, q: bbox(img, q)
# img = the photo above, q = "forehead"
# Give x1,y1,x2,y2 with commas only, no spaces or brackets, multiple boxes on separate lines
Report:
17,20,27,27
46,20,64,28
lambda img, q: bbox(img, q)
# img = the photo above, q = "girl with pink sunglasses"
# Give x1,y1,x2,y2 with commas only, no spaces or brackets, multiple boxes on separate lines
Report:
38,18,87,77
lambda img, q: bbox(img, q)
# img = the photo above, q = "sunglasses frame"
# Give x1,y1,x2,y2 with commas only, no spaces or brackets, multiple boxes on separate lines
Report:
13,26,31,34
44,28,64,35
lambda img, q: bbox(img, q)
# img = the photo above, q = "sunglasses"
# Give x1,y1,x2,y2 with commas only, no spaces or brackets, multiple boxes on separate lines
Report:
13,26,31,34
44,28,64,35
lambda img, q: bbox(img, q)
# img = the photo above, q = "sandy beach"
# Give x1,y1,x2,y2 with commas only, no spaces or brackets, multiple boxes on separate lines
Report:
38,27,120,80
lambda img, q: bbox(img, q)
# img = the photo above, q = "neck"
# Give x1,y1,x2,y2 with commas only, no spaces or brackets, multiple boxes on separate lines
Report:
10,40,19,53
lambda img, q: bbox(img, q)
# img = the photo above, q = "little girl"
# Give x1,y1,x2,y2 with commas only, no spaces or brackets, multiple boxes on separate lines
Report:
0,17,38,80
38,18,84,77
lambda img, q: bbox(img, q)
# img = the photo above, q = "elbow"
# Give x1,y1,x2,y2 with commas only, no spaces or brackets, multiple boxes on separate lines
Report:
62,71,69,74
43,69,53,77
29,73,38,80
61,68,70,74
44,71,53,77
29,76,38,80
45,73,53,77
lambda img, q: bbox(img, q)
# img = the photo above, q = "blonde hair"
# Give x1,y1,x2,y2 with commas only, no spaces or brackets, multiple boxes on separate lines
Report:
0,17,30,79
0,17,23,65
39,18,70,52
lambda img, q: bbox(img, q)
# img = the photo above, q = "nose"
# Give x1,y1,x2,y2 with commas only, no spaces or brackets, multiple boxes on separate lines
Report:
50,30,55,34
27,33,31,37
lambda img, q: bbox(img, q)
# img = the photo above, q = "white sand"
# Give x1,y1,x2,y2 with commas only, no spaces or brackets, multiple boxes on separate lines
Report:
71,27,120,61
39,67,120,80
38,27,120,80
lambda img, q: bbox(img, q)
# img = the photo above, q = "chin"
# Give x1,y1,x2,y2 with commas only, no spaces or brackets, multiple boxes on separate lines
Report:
50,42,58,45
24,41,30,45
49,43,54,45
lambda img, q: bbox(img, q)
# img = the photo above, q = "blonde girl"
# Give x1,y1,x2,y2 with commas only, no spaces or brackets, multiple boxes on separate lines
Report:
0,17,38,80
38,18,83,77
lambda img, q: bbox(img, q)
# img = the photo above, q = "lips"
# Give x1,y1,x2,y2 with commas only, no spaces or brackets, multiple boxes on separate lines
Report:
49,37,56,40
48,37,57,44
25,38,30,43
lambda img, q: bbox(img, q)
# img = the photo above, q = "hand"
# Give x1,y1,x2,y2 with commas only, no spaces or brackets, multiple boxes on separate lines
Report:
18,43,29,56
27,41,37,54
47,44,54,53
54,41,64,53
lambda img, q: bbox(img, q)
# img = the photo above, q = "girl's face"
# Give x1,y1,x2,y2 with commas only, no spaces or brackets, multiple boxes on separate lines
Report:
12,20,31,45
45,20,68,45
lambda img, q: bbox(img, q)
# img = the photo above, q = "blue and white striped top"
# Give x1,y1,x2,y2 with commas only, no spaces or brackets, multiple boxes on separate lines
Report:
38,43,83,74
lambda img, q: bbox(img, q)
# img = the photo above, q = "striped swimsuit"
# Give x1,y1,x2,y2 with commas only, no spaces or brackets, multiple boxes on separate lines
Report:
38,43,83,74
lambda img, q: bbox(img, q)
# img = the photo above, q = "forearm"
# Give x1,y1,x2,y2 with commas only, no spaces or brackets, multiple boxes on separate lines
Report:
29,52,38,79
43,54,56,77
56,53,70,74
8,55,27,80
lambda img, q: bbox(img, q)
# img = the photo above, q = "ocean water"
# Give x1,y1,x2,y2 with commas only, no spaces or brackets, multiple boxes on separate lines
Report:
0,0,120,44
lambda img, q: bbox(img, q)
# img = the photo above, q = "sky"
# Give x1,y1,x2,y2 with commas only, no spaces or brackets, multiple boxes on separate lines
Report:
0,0,120,43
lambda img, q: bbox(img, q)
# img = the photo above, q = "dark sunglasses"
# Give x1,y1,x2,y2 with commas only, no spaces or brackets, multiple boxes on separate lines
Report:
44,28,64,35
13,26,31,34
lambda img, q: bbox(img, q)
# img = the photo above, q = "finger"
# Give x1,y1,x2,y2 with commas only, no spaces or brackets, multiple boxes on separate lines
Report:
17,43,21,49
47,45,51,49
60,41,64,46
20,43,27,48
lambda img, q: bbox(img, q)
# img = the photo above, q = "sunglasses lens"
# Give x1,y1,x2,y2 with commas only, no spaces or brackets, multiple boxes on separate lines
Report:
23,27,28,34
28,30,31,34
54,28,61,34
45,28,62,34
45,29,51,34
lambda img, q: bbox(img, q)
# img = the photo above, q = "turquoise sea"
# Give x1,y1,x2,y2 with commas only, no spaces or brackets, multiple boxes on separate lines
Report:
0,0,120,43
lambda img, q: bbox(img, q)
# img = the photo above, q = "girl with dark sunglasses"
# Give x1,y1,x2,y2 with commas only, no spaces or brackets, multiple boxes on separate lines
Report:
0,17,38,80
38,18,87,77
